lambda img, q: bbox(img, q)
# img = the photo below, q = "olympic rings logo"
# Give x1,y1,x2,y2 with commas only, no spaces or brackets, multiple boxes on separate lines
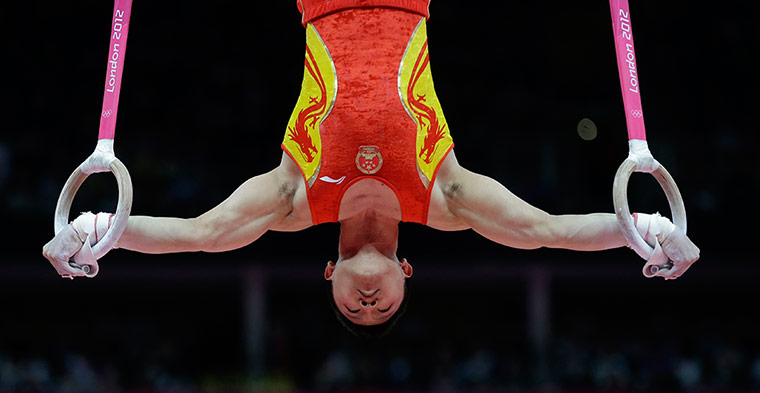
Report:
102,109,113,118
630,109,643,118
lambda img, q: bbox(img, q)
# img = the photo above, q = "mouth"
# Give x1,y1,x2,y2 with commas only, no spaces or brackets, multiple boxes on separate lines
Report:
358,289,379,297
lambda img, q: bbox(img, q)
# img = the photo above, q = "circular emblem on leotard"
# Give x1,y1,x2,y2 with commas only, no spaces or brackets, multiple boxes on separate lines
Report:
356,145,383,175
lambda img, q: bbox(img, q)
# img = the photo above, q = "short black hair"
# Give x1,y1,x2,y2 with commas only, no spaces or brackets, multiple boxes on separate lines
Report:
326,280,409,339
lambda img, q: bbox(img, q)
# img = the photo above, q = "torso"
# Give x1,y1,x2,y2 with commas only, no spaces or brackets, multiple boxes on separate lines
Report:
281,8,455,226
337,179,403,221
273,151,468,232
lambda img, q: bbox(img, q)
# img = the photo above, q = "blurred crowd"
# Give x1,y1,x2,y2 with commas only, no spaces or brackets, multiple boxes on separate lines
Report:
3,335,760,392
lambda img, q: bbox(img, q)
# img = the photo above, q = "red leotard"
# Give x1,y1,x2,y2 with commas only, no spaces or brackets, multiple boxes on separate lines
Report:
282,5,453,225
296,0,431,25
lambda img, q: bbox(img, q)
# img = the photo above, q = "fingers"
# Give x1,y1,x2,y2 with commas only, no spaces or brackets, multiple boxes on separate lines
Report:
661,227,700,262
658,263,686,280
42,225,87,278
641,242,669,278
45,253,87,278
43,247,87,277
652,228,700,280
634,226,700,280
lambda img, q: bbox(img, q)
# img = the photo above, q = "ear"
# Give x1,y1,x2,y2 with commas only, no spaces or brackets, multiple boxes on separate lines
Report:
399,258,413,278
324,261,336,280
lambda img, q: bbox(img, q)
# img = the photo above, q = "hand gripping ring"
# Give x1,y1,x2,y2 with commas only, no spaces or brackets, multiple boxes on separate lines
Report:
54,158,133,264
613,159,687,274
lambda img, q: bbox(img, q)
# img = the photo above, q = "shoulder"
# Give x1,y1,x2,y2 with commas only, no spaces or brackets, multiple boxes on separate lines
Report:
433,150,466,199
270,152,313,230
275,151,306,191
426,151,470,230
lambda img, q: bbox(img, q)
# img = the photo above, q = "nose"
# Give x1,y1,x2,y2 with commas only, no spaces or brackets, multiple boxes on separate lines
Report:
360,299,377,307
358,289,379,307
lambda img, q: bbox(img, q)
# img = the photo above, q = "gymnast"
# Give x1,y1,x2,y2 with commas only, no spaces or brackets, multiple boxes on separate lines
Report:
43,0,699,337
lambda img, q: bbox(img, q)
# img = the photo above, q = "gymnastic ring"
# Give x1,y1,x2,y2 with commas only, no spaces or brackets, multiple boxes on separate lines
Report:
613,158,687,261
54,158,133,260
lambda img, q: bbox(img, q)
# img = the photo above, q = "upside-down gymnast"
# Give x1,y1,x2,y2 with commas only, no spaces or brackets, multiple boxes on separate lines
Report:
43,0,700,337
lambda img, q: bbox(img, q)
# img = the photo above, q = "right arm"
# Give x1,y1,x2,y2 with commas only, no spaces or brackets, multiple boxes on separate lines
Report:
120,167,301,254
120,152,310,253
44,153,310,269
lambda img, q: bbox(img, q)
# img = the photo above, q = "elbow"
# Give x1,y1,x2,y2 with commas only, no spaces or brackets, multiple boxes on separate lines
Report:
187,216,221,253
515,212,557,250
528,213,582,250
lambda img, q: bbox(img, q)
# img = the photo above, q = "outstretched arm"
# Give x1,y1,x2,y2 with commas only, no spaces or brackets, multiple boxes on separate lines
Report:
43,153,310,272
435,152,627,251
434,152,699,278
119,164,302,254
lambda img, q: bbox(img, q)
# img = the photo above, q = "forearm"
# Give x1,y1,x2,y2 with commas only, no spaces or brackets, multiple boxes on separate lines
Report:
466,205,627,252
539,213,627,251
118,215,206,254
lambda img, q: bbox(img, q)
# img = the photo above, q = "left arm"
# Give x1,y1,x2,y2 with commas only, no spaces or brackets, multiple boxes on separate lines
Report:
433,152,628,251
432,152,699,278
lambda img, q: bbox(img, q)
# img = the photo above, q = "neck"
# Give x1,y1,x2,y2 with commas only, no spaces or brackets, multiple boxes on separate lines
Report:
338,210,399,259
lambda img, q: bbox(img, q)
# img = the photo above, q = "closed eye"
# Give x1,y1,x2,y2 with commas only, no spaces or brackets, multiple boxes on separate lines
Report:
379,304,393,313
344,305,360,314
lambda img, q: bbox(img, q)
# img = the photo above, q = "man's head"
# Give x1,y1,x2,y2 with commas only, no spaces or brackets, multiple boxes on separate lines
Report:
324,247,413,336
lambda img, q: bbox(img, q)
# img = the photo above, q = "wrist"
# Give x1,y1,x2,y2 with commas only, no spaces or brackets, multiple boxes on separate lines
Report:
633,213,675,247
71,212,114,246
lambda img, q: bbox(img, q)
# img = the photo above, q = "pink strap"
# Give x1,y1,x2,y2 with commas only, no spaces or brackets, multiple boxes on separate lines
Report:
610,0,646,141
98,0,133,141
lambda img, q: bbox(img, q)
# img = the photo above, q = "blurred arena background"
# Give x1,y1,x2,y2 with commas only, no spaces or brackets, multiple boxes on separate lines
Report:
1,1,758,392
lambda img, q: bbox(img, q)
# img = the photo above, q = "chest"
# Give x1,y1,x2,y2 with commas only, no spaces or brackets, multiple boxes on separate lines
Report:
337,179,402,221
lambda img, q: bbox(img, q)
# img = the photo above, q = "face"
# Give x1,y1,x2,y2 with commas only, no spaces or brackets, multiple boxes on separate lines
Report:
325,253,412,326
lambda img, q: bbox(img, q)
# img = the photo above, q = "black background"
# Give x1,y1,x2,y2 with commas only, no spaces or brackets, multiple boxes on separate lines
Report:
1,1,759,391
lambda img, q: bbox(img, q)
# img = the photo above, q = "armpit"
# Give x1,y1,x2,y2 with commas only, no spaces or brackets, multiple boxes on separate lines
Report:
278,183,298,200
443,182,463,200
